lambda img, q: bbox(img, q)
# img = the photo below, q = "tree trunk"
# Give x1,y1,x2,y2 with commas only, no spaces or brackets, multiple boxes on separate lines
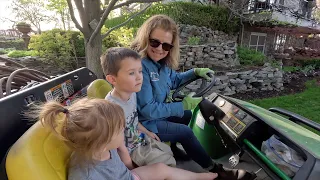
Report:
85,33,103,78
84,0,103,78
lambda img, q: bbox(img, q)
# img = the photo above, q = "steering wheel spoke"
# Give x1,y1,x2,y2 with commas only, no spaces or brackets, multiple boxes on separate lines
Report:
172,73,216,102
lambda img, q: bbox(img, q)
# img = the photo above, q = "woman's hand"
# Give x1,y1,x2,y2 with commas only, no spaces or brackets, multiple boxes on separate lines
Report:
146,131,161,141
182,93,202,110
194,68,215,81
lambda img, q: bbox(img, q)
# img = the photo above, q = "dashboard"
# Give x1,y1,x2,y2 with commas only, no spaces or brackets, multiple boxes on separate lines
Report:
213,96,257,141
199,95,259,144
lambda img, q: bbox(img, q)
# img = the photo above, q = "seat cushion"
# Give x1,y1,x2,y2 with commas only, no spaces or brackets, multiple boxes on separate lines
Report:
6,121,72,180
87,79,112,99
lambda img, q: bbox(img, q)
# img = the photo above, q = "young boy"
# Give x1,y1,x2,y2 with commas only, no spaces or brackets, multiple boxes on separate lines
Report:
101,47,160,154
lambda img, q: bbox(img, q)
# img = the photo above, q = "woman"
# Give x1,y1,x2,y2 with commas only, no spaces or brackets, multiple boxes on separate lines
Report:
131,15,255,180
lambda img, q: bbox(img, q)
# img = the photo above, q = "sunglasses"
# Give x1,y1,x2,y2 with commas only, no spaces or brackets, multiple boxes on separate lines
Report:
149,39,174,51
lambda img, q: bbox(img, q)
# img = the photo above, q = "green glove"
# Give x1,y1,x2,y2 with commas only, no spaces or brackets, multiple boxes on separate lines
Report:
165,90,175,103
182,93,203,110
194,68,215,81
166,90,186,103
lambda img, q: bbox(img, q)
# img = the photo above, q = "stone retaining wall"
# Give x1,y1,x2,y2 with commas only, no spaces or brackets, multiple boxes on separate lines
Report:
178,43,240,70
185,64,284,96
177,24,240,70
178,24,238,45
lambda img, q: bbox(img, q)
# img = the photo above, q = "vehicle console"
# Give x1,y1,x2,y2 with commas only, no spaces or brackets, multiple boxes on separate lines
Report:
198,93,320,180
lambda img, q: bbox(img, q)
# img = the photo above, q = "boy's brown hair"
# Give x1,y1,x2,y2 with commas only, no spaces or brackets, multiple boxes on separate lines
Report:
100,47,141,76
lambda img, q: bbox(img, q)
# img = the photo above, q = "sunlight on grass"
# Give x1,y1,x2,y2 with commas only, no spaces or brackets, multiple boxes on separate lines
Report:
250,80,320,124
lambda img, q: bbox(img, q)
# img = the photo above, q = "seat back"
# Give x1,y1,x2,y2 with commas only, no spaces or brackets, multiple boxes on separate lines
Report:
5,121,72,180
5,78,112,180
87,79,112,99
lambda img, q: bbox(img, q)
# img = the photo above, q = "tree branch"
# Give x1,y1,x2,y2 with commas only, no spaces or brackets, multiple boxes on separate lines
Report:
66,0,84,33
88,0,119,46
102,3,152,40
74,0,88,29
112,0,160,10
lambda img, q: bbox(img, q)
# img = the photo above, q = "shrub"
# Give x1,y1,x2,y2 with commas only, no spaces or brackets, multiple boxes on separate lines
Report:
0,39,25,50
7,50,37,58
105,2,239,34
29,29,85,70
101,26,135,52
282,66,301,73
296,58,320,69
187,36,200,45
0,49,7,55
237,46,266,66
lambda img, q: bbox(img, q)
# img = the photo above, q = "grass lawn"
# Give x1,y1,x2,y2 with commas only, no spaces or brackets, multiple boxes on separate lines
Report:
249,80,320,125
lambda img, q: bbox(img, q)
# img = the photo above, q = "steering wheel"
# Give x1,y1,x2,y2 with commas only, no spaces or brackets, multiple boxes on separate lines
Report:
172,73,216,101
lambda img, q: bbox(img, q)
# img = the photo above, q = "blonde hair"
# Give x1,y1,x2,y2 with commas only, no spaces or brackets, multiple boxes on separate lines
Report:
131,14,180,69
33,98,125,164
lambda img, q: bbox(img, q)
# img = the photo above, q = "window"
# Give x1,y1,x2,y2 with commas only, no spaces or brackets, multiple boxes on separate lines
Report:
249,32,266,53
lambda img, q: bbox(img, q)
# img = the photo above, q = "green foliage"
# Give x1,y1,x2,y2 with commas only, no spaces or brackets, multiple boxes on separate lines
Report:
237,46,266,66
28,29,85,70
7,50,37,58
101,27,135,52
0,39,25,50
282,66,301,73
46,0,70,30
105,2,239,34
0,49,7,55
187,36,200,45
0,48,14,55
301,64,316,76
16,22,31,27
297,58,320,69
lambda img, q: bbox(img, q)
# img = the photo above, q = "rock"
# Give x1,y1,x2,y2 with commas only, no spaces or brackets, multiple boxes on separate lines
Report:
195,61,204,65
224,50,234,55
215,79,222,85
236,84,247,92
250,71,258,76
268,73,274,78
274,71,283,78
226,72,238,79
223,91,236,96
238,70,253,75
249,78,257,83
216,76,229,83
224,86,232,92
187,57,194,61
239,75,252,79
187,52,194,56
211,53,225,59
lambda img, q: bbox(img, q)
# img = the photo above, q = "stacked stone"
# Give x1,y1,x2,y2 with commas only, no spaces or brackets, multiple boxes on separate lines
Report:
178,24,237,44
179,43,239,70
184,63,284,96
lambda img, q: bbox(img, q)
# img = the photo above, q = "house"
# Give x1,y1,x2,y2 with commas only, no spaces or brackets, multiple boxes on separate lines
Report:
229,0,320,56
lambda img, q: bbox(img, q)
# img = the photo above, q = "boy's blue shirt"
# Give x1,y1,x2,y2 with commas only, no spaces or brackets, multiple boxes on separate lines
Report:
136,57,196,133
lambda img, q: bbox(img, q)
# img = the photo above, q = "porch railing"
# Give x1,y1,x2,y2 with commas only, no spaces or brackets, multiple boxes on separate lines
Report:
245,0,318,20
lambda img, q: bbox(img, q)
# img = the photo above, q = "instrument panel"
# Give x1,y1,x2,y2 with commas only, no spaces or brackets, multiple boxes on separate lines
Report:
212,97,257,141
